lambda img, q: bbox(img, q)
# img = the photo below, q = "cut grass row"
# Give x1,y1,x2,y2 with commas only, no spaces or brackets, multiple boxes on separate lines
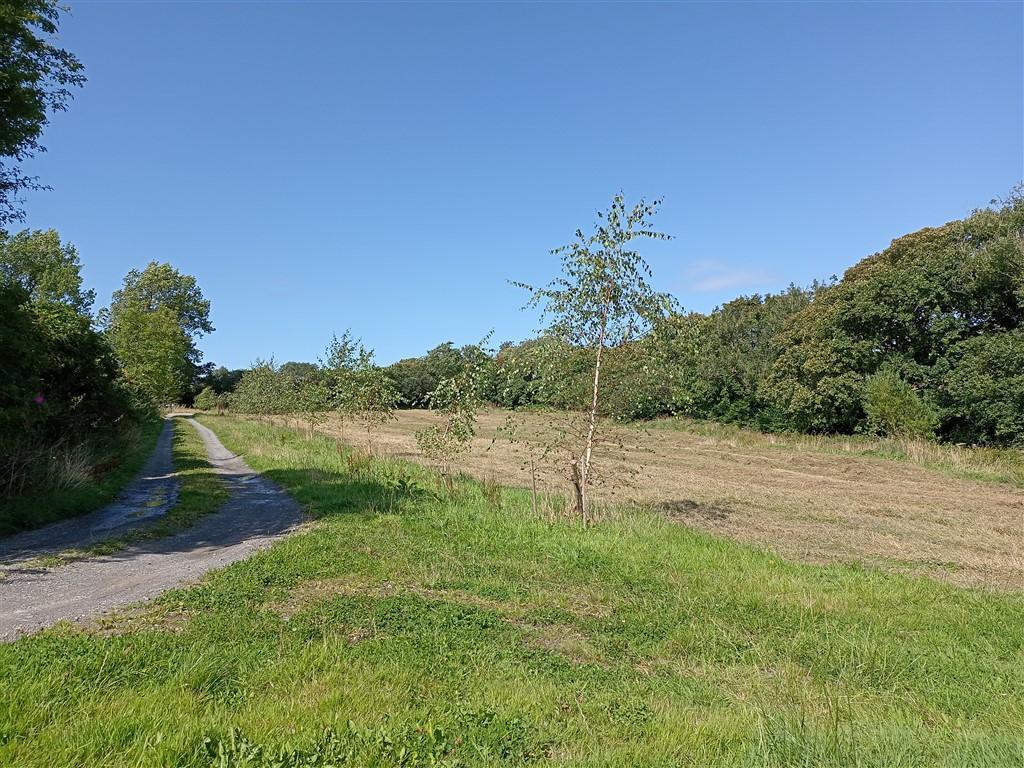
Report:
643,415,1024,488
1,414,1021,767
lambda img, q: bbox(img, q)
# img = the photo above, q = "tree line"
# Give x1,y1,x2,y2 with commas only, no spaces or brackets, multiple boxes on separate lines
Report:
0,2,213,511
209,191,1021,523
221,190,1023,450
1,232,214,505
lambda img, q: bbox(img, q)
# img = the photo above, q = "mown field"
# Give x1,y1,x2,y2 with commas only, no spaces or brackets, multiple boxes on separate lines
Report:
265,408,1024,591
1,415,1021,767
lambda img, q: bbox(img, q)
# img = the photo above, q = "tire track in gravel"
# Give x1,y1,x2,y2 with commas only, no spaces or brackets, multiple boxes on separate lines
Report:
0,416,305,641
0,418,180,567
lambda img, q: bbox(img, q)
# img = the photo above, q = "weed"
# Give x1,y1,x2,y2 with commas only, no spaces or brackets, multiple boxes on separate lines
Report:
481,475,502,510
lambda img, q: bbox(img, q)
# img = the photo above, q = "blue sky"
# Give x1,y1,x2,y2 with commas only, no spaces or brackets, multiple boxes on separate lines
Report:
21,1,1023,368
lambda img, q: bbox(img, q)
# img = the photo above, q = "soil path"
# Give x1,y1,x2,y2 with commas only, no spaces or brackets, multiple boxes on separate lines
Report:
0,416,304,641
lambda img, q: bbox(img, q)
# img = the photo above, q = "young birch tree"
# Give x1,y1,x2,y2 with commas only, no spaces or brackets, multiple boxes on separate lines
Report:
415,337,491,492
351,362,401,454
515,193,673,525
230,359,286,420
323,330,370,441
323,330,400,451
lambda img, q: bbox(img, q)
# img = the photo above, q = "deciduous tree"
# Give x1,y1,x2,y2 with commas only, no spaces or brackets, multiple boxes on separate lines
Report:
0,229,94,312
0,0,85,227
104,262,213,405
515,193,672,524
193,386,218,411
106,306,191,405
415,340,491,492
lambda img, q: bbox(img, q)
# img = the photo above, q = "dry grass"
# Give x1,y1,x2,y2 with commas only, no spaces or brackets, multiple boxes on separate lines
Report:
260,409,1024,591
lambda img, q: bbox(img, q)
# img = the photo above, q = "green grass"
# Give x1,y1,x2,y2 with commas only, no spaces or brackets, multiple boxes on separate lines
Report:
28,418,230,567
1,415,1021,767
0,419,165,537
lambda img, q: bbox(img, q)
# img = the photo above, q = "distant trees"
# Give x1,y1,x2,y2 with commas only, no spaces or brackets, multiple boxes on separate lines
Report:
190,365,243,405
228,332,401,447
484,337,590,411
386,342,491,407
220,189,1022,456
766,190,1023,444
0,0,85,226
230,359,288,419
515,193,673,524
193,386,218,411
103,261,214,405
610,286,822,427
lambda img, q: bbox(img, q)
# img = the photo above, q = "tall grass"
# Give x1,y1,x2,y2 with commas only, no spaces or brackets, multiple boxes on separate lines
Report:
0,419,164,536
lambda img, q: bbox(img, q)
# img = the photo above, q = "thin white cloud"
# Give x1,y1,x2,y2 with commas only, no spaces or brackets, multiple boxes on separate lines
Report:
684,259,775,293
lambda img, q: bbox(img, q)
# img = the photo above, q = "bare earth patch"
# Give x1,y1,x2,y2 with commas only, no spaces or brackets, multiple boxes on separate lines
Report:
260,410,1024,591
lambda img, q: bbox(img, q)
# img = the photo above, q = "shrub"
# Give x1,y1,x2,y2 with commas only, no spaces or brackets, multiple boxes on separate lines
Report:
193,386,218,411
862,368,938,439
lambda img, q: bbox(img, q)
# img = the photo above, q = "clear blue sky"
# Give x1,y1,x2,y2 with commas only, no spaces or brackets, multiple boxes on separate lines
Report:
21,1,1023,369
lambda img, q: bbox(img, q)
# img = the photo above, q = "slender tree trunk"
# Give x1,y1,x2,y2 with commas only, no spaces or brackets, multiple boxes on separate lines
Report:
530,457,539,518
577,303,608,526
570,459,585,523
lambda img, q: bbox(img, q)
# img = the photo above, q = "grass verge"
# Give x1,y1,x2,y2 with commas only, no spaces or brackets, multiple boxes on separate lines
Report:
1,414,1021,767
0,419,165,537
27,418,229,568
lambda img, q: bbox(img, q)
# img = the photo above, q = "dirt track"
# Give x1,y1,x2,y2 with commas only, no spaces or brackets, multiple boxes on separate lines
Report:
0,420,180,566
271,409,1024,591
0,417,304,641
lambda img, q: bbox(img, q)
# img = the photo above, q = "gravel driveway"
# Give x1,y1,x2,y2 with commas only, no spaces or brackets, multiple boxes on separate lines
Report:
0,416,304,641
